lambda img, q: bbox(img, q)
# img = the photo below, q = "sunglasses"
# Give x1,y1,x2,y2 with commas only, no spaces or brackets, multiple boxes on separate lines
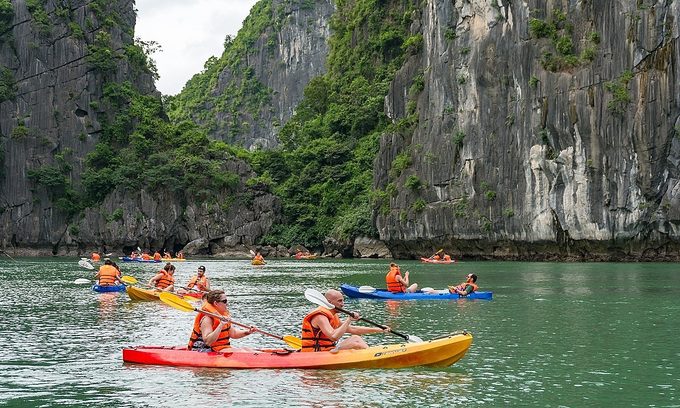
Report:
216,299,228,304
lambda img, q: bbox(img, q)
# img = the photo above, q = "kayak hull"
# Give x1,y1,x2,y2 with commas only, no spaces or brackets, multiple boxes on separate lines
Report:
420,257,455,264
127,286,160,301
122,332,472,369
341,284,492,300
126,286,201,302
119,257,161,263
251,259,266,265
92,284,127,293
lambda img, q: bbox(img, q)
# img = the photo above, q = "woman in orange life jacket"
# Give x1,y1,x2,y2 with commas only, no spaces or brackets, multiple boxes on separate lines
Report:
91,252,101,262
148,263,176,292
301,289,390,353
177,265,211,295
188,290,257,352
385,263,418,293
94,259,122,286
449,273,479,296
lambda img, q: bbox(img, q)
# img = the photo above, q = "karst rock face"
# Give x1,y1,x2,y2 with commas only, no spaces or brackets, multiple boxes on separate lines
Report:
0,1,279,256
374,0,680,260
2,0,680,260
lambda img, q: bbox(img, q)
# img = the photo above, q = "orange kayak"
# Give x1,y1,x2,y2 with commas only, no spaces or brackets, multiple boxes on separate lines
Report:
420,257,455,264
122,332,472,369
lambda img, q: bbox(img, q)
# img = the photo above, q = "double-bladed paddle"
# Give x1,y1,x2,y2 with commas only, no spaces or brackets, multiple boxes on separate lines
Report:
159,292,302,350
304,288,423,343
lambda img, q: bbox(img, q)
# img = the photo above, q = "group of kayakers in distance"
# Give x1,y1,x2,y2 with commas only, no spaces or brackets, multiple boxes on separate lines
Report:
387,261,480,296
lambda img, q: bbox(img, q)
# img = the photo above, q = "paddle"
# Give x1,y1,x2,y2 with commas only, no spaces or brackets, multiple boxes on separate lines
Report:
74,278,91,284
159,292,302,350
78,259,94,270
303,288,423,343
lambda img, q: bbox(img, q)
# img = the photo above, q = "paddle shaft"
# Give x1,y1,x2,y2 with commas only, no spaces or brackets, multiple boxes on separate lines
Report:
333,305,409,341
194,308,285,341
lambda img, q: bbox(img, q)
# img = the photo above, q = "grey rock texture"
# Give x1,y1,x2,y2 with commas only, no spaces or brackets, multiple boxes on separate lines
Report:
353,236,392,259
375,0,680,260
186,0,334,150
0,0,280,256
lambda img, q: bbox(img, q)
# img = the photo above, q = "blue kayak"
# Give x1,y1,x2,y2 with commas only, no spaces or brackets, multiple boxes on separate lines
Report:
119,257,161,263
340,284,493,300
92,284,127,293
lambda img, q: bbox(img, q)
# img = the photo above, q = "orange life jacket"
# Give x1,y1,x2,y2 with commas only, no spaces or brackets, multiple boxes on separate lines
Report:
385,265,405,293
141,253,151,260
154,270,175,289
301,307,341,352
187,275,208,291
153,252,161,261
453,281,478,293
97,265,119,285
187,303,231,351
443,255,452,261
91,253,101,261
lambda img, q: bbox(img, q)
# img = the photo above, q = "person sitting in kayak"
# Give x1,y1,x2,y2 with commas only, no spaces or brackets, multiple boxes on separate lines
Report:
187,290,257,352
301,289,389,352
152,250,162,261
449,273,478,296
94,259,122,286
253,252,265,263
178,265,211,295
386,263,418,293
91,252,101,262
149,263,176,292
162,250,172,259
176,251,185,259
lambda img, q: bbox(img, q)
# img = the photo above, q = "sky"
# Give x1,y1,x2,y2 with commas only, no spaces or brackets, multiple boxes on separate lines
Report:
134,0,259,95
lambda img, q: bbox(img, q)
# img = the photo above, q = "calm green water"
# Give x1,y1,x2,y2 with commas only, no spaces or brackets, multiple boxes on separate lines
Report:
0,258,677,407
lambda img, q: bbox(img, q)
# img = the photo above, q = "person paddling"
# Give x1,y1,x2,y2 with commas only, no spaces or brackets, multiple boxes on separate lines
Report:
187,290,257,352
449,273,478,296
386,263,418,293
149,263,176,292
301,289,389,352
94,259,122,286
178,265,211,295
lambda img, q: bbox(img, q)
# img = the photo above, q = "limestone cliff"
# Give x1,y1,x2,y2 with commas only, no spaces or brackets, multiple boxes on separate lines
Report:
0,0,279,255
375,0,680,260
168,0,334,150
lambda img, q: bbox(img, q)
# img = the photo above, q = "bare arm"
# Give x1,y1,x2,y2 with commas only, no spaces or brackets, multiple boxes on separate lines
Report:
199,316,227,346
311,314,354,342
347,325,386,335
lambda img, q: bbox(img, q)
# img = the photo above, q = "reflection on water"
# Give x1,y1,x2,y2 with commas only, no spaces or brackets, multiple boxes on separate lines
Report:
0,258,678,406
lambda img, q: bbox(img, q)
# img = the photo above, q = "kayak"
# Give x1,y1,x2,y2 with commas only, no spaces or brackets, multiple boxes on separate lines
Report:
122,332,472,369
161,258,186,262
251,259,266,265
126,286,201,302
340,284,493,300
92,284,127,293
294,254,318,260
119,257,161,263
420,257,455,264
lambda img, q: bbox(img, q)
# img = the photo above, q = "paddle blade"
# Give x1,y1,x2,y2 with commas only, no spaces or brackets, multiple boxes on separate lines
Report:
74,278,90,284
78,260,94,270
407,335,424,343
282,335,302,350
121,275,138,284
358,286,376,293
304,288,334,309
159,292,195,313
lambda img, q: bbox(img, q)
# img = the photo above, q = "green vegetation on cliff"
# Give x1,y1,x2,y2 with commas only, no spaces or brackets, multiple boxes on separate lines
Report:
248,0,418,247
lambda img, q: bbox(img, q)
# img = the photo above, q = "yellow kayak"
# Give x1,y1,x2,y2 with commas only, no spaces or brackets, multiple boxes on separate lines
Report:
251,259,266,265
126,286,202,302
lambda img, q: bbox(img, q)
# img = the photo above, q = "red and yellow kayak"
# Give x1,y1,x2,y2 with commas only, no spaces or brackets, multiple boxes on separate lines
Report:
122,332,472,369
126,286,201,302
